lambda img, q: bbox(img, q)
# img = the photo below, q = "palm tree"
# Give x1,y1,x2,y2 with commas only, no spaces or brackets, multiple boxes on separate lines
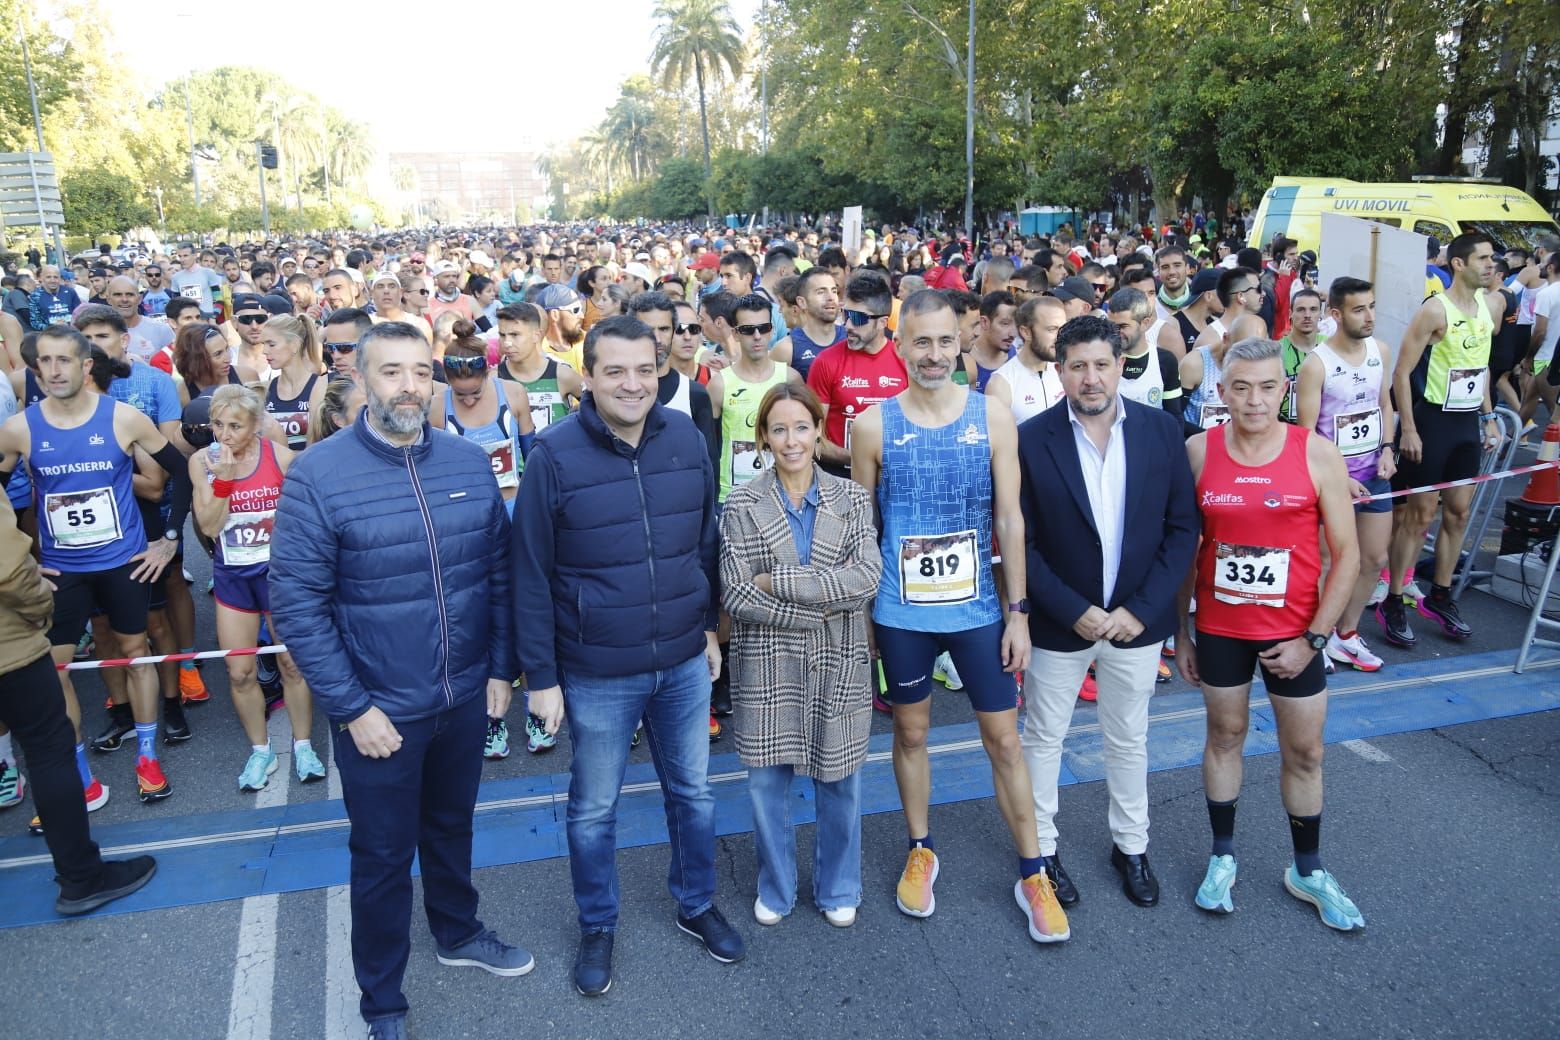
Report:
328,116,375,199
601,91,656,182
270,96,321,210
650,0,744,218
391,163,420,224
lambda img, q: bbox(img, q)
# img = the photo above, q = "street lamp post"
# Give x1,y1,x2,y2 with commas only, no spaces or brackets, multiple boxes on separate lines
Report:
185,76,201,209
18,23,66,265
963,0,974,237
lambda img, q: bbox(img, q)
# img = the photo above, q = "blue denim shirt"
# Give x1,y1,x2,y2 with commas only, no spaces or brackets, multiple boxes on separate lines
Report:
775,477,821,566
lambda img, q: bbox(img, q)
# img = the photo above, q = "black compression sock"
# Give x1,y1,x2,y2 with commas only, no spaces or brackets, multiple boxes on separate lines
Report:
1289,812,1322,875
1208,798,1237,857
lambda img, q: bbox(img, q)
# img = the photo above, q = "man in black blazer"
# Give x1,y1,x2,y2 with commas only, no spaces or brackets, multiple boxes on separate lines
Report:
1015,315,1199,914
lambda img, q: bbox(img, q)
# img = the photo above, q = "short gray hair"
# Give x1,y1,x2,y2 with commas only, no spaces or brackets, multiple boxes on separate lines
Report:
1223,336,1282,368
1106,286,1153,324
357,321,430,371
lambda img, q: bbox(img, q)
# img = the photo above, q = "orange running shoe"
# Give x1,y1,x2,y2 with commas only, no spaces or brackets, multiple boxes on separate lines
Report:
708,711,722,741
1078,673,1098,702
1015,873,1070,943
178,667,209,704
895,845,940,918
135,756,172,803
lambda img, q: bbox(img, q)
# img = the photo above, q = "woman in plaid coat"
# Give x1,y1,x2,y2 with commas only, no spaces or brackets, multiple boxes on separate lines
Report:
719,383,881,929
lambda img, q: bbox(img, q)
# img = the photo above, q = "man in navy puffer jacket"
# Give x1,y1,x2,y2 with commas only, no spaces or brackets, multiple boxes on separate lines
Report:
271,323,534,1039
513,315,744,998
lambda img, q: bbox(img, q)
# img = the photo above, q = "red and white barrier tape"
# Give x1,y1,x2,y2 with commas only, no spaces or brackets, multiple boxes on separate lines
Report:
57,644,287,672
1354,460,1558,504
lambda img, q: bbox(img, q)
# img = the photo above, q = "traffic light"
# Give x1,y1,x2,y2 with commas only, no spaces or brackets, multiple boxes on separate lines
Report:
259,144,278,170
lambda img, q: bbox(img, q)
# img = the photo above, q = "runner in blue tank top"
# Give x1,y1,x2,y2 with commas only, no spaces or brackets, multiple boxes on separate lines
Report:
0,325,196,808
850,290,1068,944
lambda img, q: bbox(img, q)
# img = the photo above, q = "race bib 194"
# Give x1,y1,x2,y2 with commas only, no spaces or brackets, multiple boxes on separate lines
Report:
221,508,274,567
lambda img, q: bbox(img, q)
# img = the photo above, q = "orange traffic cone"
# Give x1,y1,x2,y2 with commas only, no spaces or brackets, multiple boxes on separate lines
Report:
1520,420,1560,505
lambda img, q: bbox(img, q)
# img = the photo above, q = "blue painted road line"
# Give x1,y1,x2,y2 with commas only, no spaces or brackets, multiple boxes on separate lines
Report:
1,648,1555,929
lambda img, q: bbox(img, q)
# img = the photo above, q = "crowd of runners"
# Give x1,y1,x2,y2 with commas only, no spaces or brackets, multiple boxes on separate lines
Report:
0,215,1555,1035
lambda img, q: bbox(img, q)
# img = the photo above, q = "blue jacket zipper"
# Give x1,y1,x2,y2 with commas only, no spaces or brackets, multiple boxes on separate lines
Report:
631,456,660,673
405,448,454,708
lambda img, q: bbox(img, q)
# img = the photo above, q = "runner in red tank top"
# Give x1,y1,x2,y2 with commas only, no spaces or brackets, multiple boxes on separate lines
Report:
1177,337,1366,932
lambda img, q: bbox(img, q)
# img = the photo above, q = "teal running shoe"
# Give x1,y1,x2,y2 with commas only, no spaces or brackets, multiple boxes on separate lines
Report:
1194,854,1237,914
524,714,554,754
485,718,512,760
294,744,326,783
238,747,278,792
1284,865,1365,931
0,761,26,809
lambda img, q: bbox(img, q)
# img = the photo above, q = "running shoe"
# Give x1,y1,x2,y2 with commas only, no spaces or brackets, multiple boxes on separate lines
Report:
136,756,171,802
873,659,891,713
895,845,939,918
90,704,136,753
238,748,277,792
753,897,785,926
1417,592,1472,640
178,667,209,704
1078,673,1098,702
294,744,326,783
485,718,511,760
1161,635,1176,658
1194,854,1238,914
631,721,642,748
27,815,41,836
73,631,95,662
162,697,192,743
0,761,25,809
1157,658,1173,683
1014,873,1070,943
708,711,722,741
1326,631,1383,672
256,654,281,693
1365,568,1390,607
84,777,109,812
1401,580,1425,605
933,651,964,690
1375,595,1416,648
1283,865,1366,931
711,679,733,717
524,714,554,754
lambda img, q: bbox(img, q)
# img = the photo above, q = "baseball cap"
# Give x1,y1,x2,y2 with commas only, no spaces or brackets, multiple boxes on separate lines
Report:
370,271,401,287
428,260,459,277
536,284,582,311
1049,276,1095,304
691,252,720,270
259,293,294,316
1190,268,1222,294
232,292,267,313
624,262,654,285
468,250,495,268
634,251,652,262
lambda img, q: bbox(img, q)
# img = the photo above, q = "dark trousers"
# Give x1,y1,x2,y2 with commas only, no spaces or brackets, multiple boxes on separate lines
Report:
332,691,486,1023
0,652,102,895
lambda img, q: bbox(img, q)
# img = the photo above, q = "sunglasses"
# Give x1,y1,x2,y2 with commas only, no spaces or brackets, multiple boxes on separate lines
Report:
559,303,584,317
324,341,358,355
734,322,774,337
841,309,888,326
234,313,268,325
442,355,489,376
406,287,430,295
1090,282,1109,294
674,322,703,337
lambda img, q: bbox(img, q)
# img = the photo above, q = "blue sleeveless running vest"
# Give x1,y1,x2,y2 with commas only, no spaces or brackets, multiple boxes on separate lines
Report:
873,391,1001,632
444,382,522,513
25,395,144,571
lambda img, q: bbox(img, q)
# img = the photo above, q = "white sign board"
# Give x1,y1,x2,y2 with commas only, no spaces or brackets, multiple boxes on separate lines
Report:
842,206,863,257
1317,213,1426,364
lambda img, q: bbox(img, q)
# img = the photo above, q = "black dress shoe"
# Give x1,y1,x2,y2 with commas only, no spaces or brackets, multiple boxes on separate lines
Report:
574,931,614,997
1041,854,1079,907
1110,846,1159,907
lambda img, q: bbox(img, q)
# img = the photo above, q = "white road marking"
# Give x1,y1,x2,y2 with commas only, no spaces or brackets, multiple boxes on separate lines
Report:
1341,738,1393,763
323,740,358,1040
225,708,294,1040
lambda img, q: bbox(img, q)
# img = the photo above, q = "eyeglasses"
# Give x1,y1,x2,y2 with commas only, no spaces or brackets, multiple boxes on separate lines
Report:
234,313,268,325
324,341,358,355
442,355,489,377
841,309,888,326
674,322,703,337
734,322,774,337
1090,282,1109,294
1238,284,1262,296
145,270,162,277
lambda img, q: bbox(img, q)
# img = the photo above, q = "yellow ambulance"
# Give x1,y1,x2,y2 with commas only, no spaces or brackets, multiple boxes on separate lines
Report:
1246,177,1558,255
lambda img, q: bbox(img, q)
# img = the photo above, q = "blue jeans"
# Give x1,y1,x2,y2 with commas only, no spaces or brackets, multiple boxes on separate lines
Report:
563,652,716,932
747,765,863,914
332,692,485,1023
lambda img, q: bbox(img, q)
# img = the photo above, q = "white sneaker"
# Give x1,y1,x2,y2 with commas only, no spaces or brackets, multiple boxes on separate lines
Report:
822,906,857,928
933,651,964,690
1401,580,1425,605
1365,575,1389,608
1326,630,1384,672
754,897,784,926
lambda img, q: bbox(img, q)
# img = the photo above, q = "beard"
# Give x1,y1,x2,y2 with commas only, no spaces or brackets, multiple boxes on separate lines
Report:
366,384,429,436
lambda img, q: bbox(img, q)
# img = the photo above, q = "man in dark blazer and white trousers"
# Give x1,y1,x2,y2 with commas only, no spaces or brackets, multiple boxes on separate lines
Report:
1015,315,1199,916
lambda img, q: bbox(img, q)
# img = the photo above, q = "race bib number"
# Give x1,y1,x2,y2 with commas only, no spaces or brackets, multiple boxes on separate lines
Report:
1285,388,1297,422
221,508,274,567
899,530,979,605
1443,368,1485,412
179,284,203,300
277,409,309,447
1200,402,1231,430
43,488,123,549
528,391,564,431
1212,542,1290,608
730,439,764,486
483,439,519,489
1333,407,1382,457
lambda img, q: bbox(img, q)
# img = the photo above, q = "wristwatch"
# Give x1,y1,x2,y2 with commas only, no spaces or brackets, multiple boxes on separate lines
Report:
1302,631,1328,651
163,528,180,543
1008,599,1030,615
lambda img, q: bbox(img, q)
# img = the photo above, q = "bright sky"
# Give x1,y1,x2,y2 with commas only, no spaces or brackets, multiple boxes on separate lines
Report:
101,0,759,157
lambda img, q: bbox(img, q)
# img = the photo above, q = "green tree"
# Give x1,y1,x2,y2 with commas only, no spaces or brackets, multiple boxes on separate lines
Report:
650,0,745,218
648,157,708,219
61,167,153,236
601,77,660,182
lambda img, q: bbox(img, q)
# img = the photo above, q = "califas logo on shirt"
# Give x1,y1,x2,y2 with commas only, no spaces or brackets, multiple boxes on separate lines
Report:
1202,491,1243,506
840,376,870,389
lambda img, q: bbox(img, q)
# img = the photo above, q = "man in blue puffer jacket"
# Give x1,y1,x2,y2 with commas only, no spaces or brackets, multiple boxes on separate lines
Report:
513,314,744,998
270,322,534,1040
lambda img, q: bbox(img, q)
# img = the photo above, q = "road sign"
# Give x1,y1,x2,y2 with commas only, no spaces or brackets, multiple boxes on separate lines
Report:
0,151,64,229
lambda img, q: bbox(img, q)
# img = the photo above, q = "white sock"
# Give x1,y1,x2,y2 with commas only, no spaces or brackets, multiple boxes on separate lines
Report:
293,739,312,754
0,731,12,765
252,743,270,755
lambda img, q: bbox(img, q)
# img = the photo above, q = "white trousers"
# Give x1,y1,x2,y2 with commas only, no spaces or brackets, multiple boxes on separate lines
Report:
1020,640,1160,856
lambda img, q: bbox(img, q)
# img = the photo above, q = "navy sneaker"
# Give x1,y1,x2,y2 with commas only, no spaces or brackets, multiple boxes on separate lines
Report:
366,1015,408,1040
676,904,746,964
435,929,535,977
574,931,614,997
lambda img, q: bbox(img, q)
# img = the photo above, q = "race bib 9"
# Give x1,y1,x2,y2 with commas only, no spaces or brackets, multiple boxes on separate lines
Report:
1443,368,1485,412
43,488,123,549
1212,542,1290,608
899,530,978,605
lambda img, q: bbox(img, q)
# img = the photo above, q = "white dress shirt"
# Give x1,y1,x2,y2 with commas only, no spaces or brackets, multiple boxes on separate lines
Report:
1067,398,1128,605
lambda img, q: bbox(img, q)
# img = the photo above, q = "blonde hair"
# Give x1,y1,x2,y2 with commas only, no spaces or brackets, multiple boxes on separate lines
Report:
264,312,323,369
207,384,265,427
309,376,360,445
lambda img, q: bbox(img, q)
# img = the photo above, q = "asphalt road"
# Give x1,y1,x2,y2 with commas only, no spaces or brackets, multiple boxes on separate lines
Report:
0,435,1557,1040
